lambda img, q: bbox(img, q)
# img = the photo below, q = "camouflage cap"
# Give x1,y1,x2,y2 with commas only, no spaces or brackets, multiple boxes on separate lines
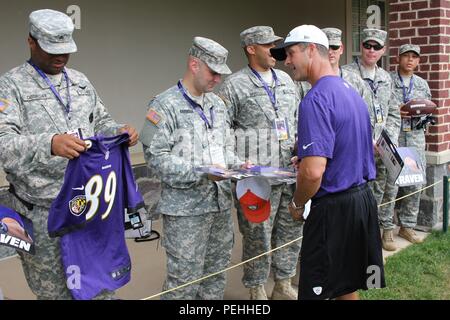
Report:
399,44,420,56
29,9,77,55
321,27,342,46
240,26,283,47
189,37,232,75
362,28,387,46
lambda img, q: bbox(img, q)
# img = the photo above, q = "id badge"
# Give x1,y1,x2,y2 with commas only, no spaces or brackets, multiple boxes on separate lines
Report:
274,118,289,141
374,102,383,124
402,118,412,132
66,128,83,139
128,212,144,230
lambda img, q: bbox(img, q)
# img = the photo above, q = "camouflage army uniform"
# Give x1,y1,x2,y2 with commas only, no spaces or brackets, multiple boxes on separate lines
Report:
0,63,120,299
140,83,235,299
296,81,311,101
340,68,374,108
378,72,431,229
218,66,302,288
343,59,401,206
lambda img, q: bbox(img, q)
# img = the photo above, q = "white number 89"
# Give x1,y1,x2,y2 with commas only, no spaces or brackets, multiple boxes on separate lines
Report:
84,171,117,221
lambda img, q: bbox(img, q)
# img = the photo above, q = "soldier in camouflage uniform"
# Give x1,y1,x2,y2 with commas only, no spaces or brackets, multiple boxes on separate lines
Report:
0,10,138,300
321,28,373,107
342,29,401,249
140,37,237,300
378,44,430,250
217,26,301,300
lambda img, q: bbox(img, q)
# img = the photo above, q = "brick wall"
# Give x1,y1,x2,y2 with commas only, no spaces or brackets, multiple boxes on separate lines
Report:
389,0,450,153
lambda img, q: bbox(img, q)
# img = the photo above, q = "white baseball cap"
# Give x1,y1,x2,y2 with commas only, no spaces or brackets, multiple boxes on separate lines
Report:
236,177,271,224
271,25,329,61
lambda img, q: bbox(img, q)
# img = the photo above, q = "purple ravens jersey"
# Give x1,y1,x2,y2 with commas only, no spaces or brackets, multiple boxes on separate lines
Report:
48,133,144,300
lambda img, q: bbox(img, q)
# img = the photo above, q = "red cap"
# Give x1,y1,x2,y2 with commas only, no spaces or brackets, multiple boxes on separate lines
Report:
236,177,271,223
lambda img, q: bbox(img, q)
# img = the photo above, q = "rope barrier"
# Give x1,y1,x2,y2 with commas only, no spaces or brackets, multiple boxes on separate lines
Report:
141,180,443,300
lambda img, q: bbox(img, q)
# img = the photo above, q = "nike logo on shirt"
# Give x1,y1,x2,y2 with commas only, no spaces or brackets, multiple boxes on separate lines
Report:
303,142,314,150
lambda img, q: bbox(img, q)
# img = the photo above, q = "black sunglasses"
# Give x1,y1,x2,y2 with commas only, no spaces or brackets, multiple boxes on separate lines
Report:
362,42,384,51
329,45,341,51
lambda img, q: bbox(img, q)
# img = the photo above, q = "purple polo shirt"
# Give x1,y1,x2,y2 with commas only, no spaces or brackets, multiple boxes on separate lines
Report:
297,76,375,199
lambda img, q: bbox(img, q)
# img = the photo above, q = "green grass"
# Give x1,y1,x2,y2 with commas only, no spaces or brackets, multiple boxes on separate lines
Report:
360,231,450,300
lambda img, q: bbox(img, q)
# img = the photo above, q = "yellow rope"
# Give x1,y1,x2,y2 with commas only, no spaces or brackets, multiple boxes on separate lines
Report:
377,180,442,208
141,180,444,300
141,236,303,300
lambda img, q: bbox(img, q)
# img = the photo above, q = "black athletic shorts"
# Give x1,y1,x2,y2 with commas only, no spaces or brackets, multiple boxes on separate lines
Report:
298,183,386,300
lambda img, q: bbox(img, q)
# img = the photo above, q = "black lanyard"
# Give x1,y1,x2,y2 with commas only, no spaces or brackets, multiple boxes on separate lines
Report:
398,71,414,103
249,66,279,111
28,60,71,115
177,81,214,129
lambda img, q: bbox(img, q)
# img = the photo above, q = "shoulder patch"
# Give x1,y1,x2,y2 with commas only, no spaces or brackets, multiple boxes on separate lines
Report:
0,98,11,113
146,108,162,125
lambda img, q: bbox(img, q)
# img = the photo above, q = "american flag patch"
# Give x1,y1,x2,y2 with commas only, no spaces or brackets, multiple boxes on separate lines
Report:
146,109,162,125
0,99,10,113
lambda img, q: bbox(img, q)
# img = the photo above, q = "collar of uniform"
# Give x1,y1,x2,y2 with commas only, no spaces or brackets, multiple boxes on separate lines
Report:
245,66,286,88
393,71,415,89
24,63,79,89
356,57,381,82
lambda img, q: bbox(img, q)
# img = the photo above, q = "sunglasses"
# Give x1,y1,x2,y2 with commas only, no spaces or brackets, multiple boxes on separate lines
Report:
329,45,341,51
362,42,384,51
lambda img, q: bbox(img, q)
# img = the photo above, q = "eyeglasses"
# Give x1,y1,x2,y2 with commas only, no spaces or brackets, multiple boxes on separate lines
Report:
329,45,341,51
362,42,384,51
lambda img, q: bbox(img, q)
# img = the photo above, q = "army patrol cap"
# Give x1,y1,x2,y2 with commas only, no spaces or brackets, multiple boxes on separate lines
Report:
29,9,77,55
240,26,283,47
321,27,342,46
189,37,232,75
399,44,420,56
362,28,387,46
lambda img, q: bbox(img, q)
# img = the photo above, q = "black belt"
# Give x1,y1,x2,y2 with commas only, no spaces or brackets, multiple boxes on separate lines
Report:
8,184,34,211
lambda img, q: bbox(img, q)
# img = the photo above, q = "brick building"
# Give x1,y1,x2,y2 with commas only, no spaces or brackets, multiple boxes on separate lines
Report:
389,0,450,227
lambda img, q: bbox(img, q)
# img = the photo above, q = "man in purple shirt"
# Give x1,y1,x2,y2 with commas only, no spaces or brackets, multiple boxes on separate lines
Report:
271,25,385,300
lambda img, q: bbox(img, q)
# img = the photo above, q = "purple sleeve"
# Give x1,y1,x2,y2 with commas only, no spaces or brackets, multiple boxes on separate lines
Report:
297,93,335,159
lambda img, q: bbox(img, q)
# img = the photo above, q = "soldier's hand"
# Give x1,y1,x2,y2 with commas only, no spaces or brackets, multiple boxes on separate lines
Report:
400,110,410,118
208,164,227,181
51,134,87,160
208,174,226,182
290,156,300,170
240,160,253,170
120,125,139,147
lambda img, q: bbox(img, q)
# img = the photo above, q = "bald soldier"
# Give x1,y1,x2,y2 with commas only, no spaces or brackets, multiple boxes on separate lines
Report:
140,37,240,300
218,26,301,300
0,9,137,300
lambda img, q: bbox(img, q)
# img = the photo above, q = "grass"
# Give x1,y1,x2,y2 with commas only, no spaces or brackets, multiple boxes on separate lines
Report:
360,231,450,300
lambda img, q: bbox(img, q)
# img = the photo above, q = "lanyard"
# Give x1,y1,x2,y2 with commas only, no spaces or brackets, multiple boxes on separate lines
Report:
249,66,279,111
398,71,414,103
177,81,214,129
28,60,71,115
356,59,379,96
